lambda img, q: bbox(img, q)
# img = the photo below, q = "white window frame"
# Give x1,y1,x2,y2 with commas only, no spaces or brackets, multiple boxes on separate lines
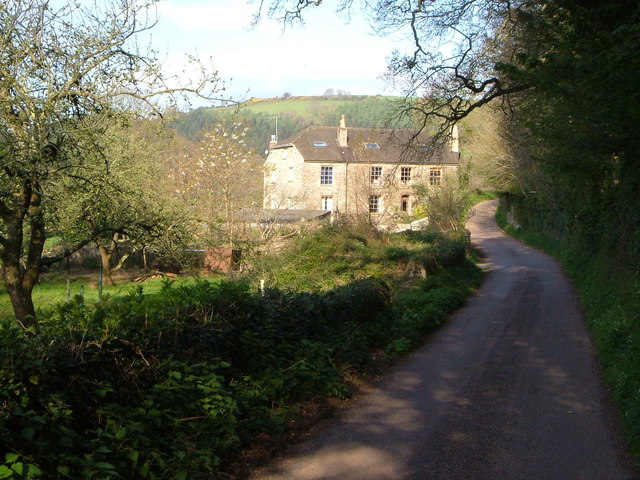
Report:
429,168,442,186
321,195,333,211
370,166,383,184
320,166,333,185
400,167,411,184
369,194,381,213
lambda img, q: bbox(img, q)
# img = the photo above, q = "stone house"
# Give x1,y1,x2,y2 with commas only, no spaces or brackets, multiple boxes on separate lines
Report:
263,115,460,226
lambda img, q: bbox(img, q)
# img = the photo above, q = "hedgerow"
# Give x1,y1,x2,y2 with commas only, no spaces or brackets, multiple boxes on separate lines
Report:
0,227,480,479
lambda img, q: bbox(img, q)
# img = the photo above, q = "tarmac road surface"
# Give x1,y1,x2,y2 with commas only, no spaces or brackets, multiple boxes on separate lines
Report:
250,199,637,480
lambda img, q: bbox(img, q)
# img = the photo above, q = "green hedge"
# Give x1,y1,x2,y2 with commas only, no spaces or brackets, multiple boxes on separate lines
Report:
497,194,640,465
0,229,481,479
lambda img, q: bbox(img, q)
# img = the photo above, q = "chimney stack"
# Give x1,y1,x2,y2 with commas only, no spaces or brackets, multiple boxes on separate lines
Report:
269,134,277,150
338,114,348,148
450,124,459,153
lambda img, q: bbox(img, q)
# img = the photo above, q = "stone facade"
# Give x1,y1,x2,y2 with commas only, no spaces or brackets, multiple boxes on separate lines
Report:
263,116,460,225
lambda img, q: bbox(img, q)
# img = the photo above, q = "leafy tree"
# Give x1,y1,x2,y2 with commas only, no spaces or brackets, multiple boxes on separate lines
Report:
0,0,220,329
414,173,470,232
460,106,540,195
53,121,194,285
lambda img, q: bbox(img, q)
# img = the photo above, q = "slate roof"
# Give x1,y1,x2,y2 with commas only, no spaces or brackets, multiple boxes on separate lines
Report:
272,126,459,165
238,208,331,224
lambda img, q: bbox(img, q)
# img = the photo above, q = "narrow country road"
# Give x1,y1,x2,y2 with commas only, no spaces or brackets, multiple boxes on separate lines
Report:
250,200,637,480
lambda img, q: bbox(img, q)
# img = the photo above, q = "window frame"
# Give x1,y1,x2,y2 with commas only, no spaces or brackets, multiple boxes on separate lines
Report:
369,194,381,213
429,168,442,186
370,165,383,184
320,165,333,185
321,195,333,211
401,194,410,212
400,167,411,184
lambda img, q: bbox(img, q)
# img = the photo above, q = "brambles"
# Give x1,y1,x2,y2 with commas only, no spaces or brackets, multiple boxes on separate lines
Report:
0,226,480,478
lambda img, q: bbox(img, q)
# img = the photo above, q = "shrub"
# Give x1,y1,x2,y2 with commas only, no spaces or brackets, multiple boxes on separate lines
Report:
0,226,481,478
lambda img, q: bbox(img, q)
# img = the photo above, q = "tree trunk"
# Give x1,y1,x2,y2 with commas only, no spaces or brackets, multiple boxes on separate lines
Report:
111,252,130,273
97,244,116,286
0,183,46,330
1,251,39,330
7,284,37,330
66,256,71,302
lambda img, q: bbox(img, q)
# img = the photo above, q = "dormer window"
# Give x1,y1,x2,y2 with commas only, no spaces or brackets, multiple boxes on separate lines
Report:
313,141,328,147
365,143,380,149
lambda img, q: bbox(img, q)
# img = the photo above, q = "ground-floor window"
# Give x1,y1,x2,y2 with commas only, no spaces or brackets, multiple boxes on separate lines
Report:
401,194,410,212
321,195,333,211
369,194,381,213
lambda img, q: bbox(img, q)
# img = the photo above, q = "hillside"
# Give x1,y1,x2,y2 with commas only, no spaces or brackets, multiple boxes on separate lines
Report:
171,95,413,156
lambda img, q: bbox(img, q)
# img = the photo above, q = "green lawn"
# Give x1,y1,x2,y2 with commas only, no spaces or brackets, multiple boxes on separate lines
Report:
0,273,204,322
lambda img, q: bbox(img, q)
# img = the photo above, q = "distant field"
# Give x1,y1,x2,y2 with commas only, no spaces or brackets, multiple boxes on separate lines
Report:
237,97,356,116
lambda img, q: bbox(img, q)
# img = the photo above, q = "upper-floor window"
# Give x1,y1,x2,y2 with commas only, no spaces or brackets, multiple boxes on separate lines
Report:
429,168,442,186
370,166,383,184
401,167,411,184
320,166,333,185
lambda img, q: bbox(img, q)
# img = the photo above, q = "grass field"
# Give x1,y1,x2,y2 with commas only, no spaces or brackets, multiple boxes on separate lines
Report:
234,97,351,116
0,272,205,322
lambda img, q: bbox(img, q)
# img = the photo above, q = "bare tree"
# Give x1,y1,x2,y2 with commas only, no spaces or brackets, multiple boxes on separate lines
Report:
0,0,221,329
196,122,261,250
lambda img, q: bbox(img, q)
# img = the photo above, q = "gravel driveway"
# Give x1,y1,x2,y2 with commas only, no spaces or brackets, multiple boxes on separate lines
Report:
250,199,636,480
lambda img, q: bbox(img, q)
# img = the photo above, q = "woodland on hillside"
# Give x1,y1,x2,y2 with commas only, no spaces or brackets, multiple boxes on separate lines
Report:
171,95,413,156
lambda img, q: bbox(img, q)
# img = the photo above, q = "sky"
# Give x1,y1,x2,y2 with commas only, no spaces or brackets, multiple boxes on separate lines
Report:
148,0,410,106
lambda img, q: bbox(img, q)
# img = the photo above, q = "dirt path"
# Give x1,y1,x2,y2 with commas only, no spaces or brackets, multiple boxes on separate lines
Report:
250,200,636,480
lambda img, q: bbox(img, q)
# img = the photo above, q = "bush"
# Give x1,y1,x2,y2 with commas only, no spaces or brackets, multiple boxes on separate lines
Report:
0,226,482,479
